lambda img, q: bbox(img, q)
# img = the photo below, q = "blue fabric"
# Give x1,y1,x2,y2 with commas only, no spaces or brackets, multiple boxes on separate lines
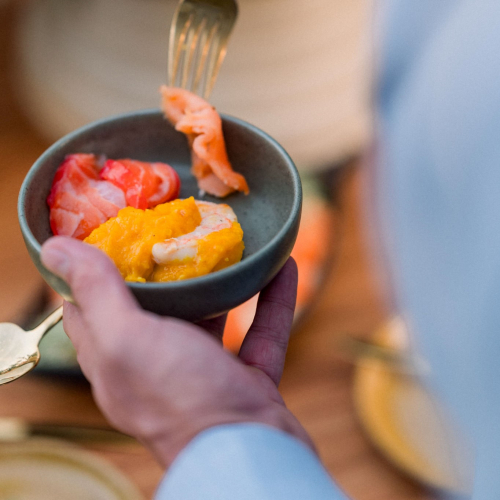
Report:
377,1,500,497
155,424,344,499
155,2,500,497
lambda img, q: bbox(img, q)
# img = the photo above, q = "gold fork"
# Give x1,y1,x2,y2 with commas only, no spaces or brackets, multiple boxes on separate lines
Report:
168,0,238,99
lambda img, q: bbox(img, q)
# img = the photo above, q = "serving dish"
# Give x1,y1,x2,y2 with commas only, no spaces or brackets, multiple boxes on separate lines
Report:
18,110,301,322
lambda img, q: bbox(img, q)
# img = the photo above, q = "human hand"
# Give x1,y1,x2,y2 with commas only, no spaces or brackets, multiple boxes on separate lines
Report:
41,237,314,468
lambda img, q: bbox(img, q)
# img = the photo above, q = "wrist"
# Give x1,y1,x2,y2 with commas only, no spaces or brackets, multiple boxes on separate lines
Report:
253,403,317,454
147,405,315,469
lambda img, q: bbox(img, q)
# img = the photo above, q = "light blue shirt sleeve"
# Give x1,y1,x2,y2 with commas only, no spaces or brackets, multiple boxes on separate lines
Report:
377,1,500,497
155,424,345,499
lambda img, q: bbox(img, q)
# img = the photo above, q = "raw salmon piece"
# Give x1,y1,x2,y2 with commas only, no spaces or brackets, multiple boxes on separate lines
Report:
160,86,249,197
100,159,180,210
197,173,234,198
48,154,127,240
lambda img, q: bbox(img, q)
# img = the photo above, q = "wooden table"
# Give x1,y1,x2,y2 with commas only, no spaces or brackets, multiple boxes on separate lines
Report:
0,4,438,498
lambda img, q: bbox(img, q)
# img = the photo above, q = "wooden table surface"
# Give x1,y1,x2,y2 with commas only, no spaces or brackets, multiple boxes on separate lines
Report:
0,4,439,499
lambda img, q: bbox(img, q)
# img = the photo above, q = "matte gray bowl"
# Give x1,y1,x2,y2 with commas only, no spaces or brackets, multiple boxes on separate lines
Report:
18,110,302,322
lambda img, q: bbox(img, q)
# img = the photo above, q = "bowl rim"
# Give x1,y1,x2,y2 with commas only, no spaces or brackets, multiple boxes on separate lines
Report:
18,109,302,290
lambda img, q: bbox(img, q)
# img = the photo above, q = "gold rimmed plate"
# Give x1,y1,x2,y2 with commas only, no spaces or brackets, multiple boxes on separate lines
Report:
353,318,473,495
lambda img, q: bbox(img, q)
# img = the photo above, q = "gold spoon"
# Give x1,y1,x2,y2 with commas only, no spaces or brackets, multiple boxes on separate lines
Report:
0,306,63,385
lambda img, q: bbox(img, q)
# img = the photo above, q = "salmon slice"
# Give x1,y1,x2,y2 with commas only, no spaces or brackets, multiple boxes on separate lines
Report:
160,86,249,197
47,154,127,240
197,173,234,198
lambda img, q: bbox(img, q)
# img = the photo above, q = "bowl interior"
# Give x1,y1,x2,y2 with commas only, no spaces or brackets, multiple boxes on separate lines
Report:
20,111,300,284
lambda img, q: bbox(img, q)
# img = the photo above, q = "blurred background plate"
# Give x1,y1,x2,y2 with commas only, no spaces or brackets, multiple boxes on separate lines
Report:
0,438,144,500
353,318,473,496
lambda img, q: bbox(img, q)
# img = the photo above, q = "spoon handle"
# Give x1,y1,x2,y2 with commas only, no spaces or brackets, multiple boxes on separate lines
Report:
29,305,63,345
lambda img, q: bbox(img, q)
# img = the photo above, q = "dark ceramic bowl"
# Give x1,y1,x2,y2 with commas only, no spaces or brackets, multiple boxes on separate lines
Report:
18,110,302,322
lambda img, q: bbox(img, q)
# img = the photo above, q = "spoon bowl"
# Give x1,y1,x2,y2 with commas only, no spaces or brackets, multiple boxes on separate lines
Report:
0,323,39,383
0,307,63,385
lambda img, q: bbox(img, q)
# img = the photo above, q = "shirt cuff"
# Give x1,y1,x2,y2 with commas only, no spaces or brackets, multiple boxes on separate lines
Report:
155,423,346,500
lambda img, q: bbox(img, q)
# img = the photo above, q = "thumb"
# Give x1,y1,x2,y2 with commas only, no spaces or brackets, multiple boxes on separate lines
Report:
41,236,139,323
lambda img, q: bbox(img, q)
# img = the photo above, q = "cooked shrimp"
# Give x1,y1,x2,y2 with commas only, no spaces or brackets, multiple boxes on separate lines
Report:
150,198,244,282
160,86,249,198
152,200,238,264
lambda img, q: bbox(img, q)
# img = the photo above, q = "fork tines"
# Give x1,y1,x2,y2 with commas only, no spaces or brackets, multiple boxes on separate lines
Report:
168,0,238,100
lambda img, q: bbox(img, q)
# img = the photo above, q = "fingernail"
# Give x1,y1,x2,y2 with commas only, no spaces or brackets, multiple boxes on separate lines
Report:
41,246,70,278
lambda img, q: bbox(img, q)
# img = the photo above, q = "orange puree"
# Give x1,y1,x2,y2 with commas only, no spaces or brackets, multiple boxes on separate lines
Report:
84,197,244,283
150,224,244,282
84,197,201,282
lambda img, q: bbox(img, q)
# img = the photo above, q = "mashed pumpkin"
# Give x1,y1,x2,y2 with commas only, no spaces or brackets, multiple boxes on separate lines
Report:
84,197,244,282
151,225,244,282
